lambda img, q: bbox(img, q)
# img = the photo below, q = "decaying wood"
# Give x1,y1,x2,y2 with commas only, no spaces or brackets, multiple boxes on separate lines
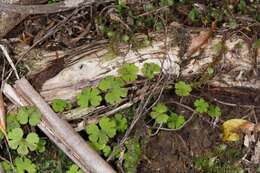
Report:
18,33,259,103
0,0,28,38
3,78,116,173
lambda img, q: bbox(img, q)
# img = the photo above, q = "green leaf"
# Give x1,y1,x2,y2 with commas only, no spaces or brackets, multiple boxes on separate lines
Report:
141,63,161,79
253,39,260,48
150,103,169,124
36,138,46,153
86,117,116,145
51,99,71,113
118,63,139,82
26,132,40,151
238,0,246,12
208,105,221,118
167,113,186,129
1,161,13,173
77,88,102,108
102,145,112,157
15,157,37,173
6,114,20,131
66,164,83,173
8,128,40,155
17,107,41,126
188,6,199,23
99,117,116,138
194,98,209,113
175,81,192,96
114,114,128,133
98,76,128,104
8,128,24,150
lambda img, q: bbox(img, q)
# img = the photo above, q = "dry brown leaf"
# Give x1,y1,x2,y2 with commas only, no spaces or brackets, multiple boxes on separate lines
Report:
223,119,256,141
187,22,216,57
187,30,211,57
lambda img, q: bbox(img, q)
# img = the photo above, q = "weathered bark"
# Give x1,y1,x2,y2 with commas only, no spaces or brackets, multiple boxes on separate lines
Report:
0,0,27,38
0,0,45,38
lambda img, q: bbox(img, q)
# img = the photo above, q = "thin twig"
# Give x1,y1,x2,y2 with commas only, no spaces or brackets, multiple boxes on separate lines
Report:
0,44,19,80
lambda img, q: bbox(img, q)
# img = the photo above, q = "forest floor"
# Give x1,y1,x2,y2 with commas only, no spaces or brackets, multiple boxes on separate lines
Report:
0,0,259,173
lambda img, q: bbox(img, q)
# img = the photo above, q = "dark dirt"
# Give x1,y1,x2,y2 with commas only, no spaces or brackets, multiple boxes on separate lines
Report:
138,87,260,173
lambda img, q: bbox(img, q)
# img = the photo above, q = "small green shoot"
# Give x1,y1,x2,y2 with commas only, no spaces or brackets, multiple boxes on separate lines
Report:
77,88,102,108
8,128,40,155
66,164,83,173
98,76,128,104
17,107,41,126
141,63,161,79
188,6,199,23
208,105,221,118
167,113,186,129
194,98,209,113
51,99,71,113
150,103,169,124
118,63,139,82
175,81,192,96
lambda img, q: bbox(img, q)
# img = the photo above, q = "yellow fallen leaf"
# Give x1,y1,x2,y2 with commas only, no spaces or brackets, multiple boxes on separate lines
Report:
222,119,255,141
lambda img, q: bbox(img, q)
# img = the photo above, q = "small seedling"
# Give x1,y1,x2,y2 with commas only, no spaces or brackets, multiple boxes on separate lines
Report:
8,128,40,155
66,164,83,173
175,81,192,96
51,99,71,113
150,103,169,124
141,63,161,79
118,63,139,82
194,98,209,113
167,113,186,129
208,105,221,118
188,6,199,23
17,107,41,126
77,88,102,108
98,76,128,104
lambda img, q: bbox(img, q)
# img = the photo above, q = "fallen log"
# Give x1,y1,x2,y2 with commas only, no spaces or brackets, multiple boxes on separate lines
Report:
16,33,259,101
3,79,116,173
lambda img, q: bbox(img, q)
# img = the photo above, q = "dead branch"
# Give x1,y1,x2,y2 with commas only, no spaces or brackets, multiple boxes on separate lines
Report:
3,78,116,173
